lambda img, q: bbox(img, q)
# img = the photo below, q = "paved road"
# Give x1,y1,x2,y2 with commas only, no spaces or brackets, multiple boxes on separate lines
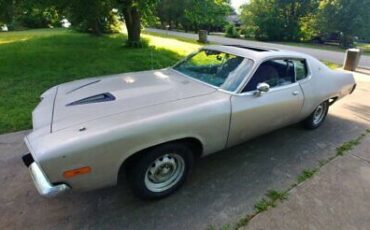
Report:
1,73,370,229
146,28,370,69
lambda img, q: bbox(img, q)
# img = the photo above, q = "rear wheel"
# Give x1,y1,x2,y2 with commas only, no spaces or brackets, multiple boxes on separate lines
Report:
128,143,194,199
303,101,329,129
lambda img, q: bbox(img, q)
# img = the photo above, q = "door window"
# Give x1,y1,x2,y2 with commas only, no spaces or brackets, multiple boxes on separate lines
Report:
243,59,295,92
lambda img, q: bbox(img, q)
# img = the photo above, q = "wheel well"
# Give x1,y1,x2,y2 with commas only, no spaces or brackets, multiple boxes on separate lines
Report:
117,137,203,182
328,96,338,106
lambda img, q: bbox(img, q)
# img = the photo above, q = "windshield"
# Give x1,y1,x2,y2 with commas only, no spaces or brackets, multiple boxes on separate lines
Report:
173,49,254,91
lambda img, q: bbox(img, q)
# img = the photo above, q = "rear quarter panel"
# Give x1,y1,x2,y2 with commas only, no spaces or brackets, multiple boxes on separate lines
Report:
298,57,355,119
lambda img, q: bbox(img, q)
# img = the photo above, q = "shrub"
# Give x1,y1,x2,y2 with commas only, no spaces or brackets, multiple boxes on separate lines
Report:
225,24,240,38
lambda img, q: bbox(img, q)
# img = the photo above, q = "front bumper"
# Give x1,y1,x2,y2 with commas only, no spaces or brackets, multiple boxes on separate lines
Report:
22,153,70,197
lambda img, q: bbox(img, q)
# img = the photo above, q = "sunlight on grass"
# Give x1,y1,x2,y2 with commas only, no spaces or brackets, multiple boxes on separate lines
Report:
143,34,200,56
0,28,69,45
0,37,31,45
322,61,341,69
357,43,370,54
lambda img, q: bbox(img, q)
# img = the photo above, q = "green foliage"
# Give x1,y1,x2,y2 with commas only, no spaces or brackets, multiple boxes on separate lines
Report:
314,0,370,48
154,0,232,32
240,0,319,41
184,0,232,31
0,0,62,30
62,0,121,35
18,7,61,28
240,0,370,44
225,24,240,38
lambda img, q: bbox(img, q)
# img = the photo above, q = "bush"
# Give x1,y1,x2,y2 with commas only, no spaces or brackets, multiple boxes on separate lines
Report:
240,25,256,39
225,24,240,38
17,7,61,29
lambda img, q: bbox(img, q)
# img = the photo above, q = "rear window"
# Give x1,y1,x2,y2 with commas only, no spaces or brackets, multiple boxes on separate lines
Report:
293,60,308,81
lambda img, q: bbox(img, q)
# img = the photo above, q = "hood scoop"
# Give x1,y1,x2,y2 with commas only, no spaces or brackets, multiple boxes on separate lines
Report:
66,93,115,106
66,80,101,94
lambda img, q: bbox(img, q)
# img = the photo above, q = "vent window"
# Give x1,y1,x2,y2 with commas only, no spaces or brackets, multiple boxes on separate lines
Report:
66,93,115,106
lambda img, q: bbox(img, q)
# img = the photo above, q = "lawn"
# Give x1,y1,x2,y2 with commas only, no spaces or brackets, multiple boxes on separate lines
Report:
0,29,200,134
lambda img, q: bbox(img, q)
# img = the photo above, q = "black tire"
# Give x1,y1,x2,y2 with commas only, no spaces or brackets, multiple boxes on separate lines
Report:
128,143,194,200
303,101,329,129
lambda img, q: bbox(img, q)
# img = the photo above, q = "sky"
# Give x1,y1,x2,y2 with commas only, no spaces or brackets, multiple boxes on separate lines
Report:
231,0,248,10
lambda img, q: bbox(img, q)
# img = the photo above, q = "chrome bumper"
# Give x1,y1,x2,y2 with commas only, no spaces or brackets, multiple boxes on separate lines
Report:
22,154,70,197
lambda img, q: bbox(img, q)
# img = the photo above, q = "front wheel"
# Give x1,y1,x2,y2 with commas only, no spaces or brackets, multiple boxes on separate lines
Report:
128,143,194,200
303,101,329,129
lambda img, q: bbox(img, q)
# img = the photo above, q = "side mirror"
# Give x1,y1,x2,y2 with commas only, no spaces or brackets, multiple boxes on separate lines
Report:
255,82,270,96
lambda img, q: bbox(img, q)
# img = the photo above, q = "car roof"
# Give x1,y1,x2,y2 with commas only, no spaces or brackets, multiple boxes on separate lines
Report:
203,44,312,62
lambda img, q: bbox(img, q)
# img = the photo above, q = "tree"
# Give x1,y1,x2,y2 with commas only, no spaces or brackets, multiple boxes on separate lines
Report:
184,0,232,31
0,0,62,29
0,0,14,26
119,0,157,47
155,0,185,29
315,0,370,48
240,0,318,41
60,0,120,35
153,0,232,32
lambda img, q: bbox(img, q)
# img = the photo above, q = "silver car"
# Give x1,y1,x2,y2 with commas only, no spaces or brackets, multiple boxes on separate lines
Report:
22,45,356,199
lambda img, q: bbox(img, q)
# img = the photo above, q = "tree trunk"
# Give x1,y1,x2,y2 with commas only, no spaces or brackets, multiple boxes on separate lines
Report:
123,6,141,47
91,18,102,36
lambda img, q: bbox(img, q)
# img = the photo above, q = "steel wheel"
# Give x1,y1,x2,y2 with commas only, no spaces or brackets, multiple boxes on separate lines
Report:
312,103,327,125
144,153,185,192
127,143,194,199
303,101,329,129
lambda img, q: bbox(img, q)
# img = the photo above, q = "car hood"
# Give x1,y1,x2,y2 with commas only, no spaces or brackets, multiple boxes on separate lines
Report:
50,68,215,132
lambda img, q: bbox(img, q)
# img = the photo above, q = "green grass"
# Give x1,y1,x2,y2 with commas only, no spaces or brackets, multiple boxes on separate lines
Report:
322,61,341,70
0,28,200,134
254,189,288,213
358,43,370,55
336,133,366,156
232,189,288,229
296,169,317,184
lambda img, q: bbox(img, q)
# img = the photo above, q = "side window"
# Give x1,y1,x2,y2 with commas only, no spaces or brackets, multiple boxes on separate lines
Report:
293,60,308,81
243,59,295,92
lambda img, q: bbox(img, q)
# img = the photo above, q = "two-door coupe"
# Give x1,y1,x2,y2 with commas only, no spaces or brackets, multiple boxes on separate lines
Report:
22,45,356,199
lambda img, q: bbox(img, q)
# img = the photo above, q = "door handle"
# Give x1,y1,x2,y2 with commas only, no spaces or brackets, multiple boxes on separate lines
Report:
292,91,299,95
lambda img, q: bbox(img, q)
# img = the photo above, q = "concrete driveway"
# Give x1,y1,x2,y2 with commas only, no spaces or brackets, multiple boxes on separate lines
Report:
146,28,370,69
1,73,370,230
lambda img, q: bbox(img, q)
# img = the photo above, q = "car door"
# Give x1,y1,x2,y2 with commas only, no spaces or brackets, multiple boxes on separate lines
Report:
227,58,304,147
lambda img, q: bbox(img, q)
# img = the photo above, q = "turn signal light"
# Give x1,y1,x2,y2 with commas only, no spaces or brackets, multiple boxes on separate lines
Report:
63,166,91,178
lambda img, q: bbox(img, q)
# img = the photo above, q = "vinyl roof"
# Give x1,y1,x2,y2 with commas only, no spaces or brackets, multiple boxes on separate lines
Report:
203,45,312,62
